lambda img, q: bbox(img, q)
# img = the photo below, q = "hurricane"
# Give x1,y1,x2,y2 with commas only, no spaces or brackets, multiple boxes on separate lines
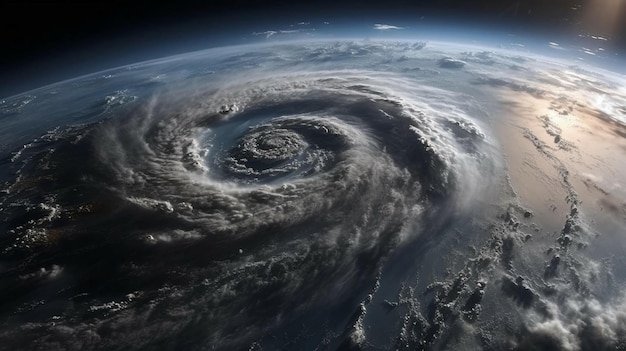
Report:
2,39,625,351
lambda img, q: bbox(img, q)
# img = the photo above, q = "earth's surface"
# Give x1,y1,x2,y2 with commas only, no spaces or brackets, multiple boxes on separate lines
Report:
1,37,625,350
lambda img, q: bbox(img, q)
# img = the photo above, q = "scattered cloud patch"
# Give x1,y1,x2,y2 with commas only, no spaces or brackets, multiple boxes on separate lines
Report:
253,30,277,38
373,24,403,30
548,42,566,50
252,30,302,39
579,34,609,41
581,47,597,56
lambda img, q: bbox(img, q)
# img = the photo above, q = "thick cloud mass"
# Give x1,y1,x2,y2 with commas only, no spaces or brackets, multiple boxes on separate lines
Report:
0,40,625,350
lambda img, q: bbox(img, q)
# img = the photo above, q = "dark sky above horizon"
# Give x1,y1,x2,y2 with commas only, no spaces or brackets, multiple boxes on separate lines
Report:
2,0,625,98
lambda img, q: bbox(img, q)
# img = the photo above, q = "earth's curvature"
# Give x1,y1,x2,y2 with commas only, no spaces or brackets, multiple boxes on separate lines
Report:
1,39,625,350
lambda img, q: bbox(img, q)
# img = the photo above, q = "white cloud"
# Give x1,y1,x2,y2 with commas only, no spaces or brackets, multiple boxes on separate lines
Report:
373,24,403,30
521,288,626,350
252,30,278,38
